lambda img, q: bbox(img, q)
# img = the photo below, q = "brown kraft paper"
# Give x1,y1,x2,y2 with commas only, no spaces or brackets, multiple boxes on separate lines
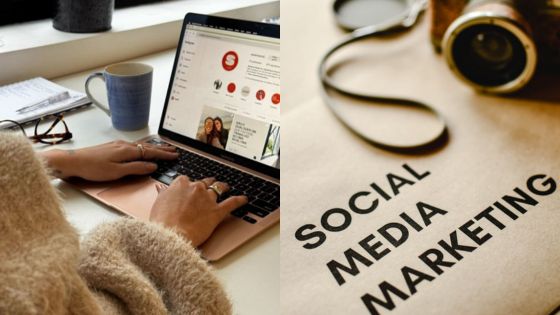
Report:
280,5,560,315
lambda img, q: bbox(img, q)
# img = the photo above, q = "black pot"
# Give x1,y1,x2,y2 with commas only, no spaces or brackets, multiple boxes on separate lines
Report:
53,0,115,33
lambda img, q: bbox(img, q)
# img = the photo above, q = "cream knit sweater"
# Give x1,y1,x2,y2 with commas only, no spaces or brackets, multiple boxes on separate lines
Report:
0,133,231,315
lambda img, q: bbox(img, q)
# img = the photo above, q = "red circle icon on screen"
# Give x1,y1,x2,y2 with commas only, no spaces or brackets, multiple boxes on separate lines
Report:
271,93,280,105
256,89,266,101
227,82,236,93
222,51,239,71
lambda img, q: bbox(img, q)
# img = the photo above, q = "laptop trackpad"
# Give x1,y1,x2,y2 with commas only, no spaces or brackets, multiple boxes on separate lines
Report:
97,177,159,221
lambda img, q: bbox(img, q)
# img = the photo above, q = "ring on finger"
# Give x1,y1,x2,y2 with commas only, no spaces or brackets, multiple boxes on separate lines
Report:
200,177,216,188
208,183,223,197
137,143,146,160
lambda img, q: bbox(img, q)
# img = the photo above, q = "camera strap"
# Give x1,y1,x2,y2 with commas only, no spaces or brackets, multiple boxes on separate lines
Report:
319,0,449,154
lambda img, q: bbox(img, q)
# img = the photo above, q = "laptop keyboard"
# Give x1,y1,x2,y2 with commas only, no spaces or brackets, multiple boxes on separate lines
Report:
147,138,280,224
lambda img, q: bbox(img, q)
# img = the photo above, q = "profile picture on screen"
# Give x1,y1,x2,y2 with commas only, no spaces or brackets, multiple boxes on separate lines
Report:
213,79,222,90
196,106,233,150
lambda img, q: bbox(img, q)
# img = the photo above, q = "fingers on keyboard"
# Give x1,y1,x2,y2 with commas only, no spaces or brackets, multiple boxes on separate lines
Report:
149,143,280,224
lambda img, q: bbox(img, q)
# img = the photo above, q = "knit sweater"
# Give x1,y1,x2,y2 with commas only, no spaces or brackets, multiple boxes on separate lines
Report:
0,133,231,315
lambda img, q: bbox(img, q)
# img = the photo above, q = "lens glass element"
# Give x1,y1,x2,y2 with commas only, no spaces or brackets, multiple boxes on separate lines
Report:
471,31,513,67
451,24,527,87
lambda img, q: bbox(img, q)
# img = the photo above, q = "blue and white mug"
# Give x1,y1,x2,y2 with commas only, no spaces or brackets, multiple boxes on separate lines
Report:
85,62,153,131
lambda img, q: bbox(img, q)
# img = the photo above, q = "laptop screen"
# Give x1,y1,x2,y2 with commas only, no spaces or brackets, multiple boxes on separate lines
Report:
160,13,280,177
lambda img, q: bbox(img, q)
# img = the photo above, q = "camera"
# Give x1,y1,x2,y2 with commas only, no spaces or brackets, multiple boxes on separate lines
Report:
431,0,560,93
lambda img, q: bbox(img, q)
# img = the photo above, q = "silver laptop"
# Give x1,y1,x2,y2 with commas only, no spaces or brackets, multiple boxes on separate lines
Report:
70,13,280,261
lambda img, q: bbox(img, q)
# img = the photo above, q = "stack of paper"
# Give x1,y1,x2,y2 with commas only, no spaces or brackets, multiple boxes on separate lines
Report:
0,77,90,127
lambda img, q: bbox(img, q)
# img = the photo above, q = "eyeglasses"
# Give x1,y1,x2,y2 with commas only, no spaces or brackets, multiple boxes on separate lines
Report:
0,114,73,145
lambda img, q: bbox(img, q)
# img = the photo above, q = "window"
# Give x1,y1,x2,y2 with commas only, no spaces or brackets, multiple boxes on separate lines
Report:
0,0,169,26
1,0,55,26
262,125,280,159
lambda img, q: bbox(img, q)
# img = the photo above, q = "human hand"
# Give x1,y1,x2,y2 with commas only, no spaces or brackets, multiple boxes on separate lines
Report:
150,176,248,247
40,140,178,181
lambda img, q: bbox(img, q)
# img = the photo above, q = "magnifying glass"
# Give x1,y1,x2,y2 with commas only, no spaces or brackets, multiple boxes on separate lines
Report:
320,0,448,154
333,0,413,31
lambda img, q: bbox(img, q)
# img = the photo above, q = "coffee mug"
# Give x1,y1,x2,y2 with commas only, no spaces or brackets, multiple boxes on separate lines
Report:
85,63,153,131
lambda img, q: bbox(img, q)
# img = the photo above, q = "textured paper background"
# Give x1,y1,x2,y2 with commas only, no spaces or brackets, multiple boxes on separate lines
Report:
280,1,560,314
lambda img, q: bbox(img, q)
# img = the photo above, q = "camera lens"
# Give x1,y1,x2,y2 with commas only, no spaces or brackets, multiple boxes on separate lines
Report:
442,4,538,94
451,24,526,88
471,31,513,67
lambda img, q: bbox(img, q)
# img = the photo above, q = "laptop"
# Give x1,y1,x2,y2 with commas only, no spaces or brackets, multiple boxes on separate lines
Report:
69,13,280,261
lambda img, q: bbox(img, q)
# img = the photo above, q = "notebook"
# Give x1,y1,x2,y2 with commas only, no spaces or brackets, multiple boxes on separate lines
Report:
0,77,90,126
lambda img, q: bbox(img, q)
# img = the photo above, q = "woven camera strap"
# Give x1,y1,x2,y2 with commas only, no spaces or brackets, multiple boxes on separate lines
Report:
319,0,448,154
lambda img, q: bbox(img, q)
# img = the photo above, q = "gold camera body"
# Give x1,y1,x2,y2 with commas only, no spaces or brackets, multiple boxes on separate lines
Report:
431,0,560,93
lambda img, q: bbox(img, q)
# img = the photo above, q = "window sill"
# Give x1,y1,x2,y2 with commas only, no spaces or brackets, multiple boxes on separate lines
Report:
0,0,278,85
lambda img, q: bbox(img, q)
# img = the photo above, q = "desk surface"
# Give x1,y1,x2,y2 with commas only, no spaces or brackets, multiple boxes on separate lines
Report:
44,49,279,315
